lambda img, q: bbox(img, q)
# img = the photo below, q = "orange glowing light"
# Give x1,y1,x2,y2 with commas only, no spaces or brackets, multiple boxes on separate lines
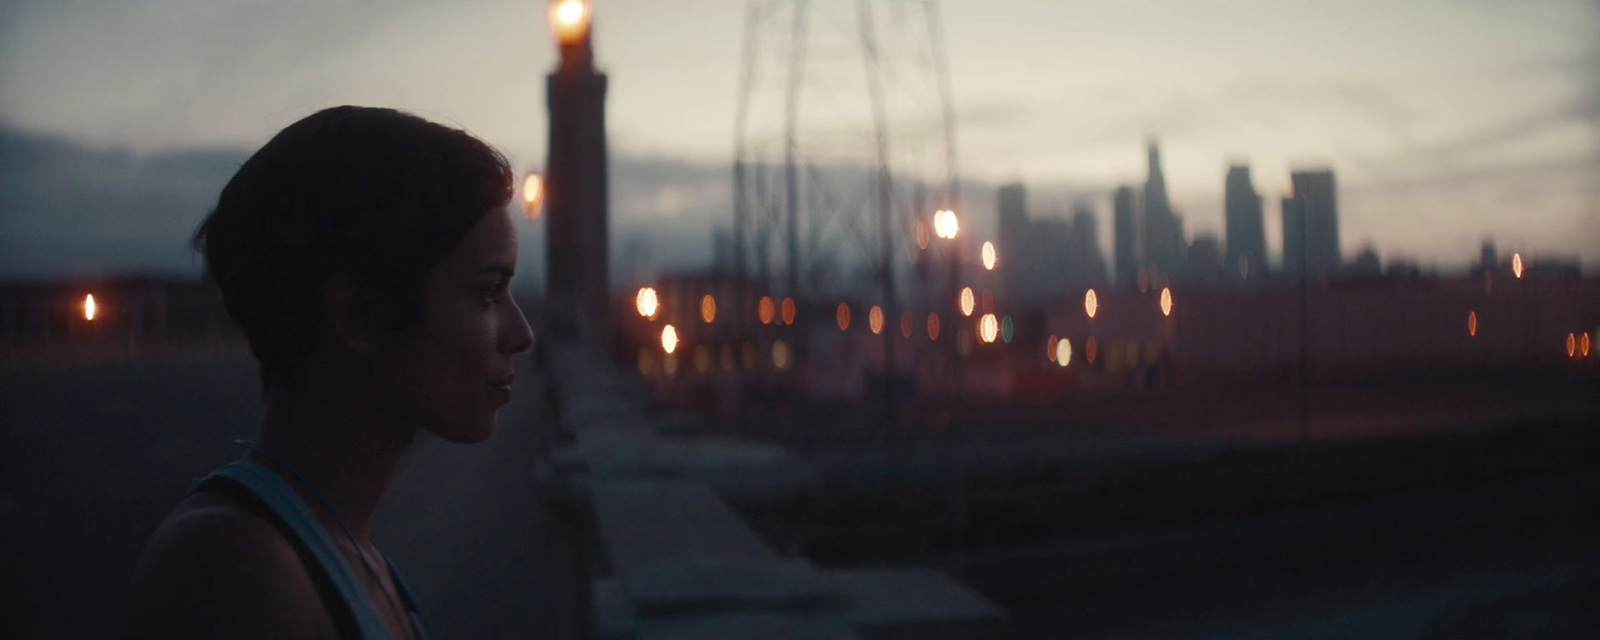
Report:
521,174,544,220
772,340,791,370
1086,336,1098,363
981,242,997,270
758,296,776,325
933,209,959,239
1159,287,1173,316
1468,311,1478,337
661,324,679,354
959,287,975,317
83,294,97,321
1582,333,1591,357
869,306,885,334
700,294,717,323
1047,335,1059,363
781,297,797,325
549,0,590,44
1084,289,1098,319
837,302,851,330
1567,333,1577,358
1511,253,1524,279
1055,337,1072,367
927,313,940,341
979,313,999,344
635,287,659,319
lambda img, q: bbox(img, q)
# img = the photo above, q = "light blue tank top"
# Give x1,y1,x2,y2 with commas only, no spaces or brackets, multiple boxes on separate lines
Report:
191,460,433,640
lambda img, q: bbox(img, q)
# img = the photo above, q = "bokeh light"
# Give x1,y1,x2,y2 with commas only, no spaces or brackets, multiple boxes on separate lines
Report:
1160,287,1173,317
83,294,97,321
758,296,776,325
660,324,678,354
700,294,717,323
933,209,959,239
979,313,999,344
521,174,544,220
781,297,797,325
1467,311,1477,337
1511,253,1524,279
1086,336,1098,363
1055,337,1071,367
1084,289,1098,319
635,287,659,319
869,305,885,334
837,302,851,330
772,340,791,370
959,287,975,317
927,313,940,341
981,242,997,270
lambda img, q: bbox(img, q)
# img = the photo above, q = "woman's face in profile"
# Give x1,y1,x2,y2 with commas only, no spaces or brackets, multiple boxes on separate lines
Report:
379,209,534,442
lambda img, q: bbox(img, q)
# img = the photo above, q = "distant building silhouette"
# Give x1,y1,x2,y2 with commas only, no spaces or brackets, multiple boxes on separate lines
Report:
1480,240,1498,271
1223,165,1265,285
1186,234,1224,287
1071,202,1109,286
994,184,1106,302
1113,186,1139,288
1141,142,1186,283
1349,245,1382,279
1281,170,1340,281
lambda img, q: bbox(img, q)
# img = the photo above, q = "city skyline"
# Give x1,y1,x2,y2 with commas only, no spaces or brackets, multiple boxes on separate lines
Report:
0,0,1595,277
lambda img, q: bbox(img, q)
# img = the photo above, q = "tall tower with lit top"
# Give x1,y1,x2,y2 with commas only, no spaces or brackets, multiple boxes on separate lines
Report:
544,0,610,343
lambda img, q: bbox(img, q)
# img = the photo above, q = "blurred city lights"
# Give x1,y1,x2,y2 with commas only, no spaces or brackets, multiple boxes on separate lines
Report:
869,305,885,334
635,287,659,319
1567,333,1577,358
521,174,544,220
781,297,797,325
927,313,940,341
1001,315,1014,343
83,294,96,321
837,302,851,330
900,310,913,338
1086,336,1098,364
1512,253,1524,279
981,242,997,270
1055,337,1072,367
700,294,717,323
758,296,776,325
959,287,975,317
1160,287,1173,316
772,340,791,370
1583,333,1592,357
660,324,678,354
933,209,959,239
549,0,590,44
1084,289,1098,319
1047,335,1058,363
915,223,930,250
1468,311,1478,337
979,313,999,344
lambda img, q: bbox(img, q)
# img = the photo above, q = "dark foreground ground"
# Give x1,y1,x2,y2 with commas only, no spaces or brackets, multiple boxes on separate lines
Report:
2,348,1595,638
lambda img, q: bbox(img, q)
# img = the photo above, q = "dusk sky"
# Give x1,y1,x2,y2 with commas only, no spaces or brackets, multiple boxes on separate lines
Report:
1,0,1595,278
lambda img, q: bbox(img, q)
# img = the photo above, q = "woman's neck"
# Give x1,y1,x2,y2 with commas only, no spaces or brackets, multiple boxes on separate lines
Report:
249,369,415,542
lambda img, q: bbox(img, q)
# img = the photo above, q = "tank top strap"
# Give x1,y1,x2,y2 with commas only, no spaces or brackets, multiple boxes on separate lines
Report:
193,460,397,640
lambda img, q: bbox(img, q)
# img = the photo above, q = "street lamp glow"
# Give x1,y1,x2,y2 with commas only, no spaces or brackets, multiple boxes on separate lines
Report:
1084,289,1098,319
661,324,678,354
979,313,999,344
635,287,659,318
700,294,717,323
869,305,885,334
1583,333,1592,357
1566,333,1576,358
933,209,959,239
1468,311,1477,337
959,287,975,317
781,297,797,325
1512,253,1524,279
83,294,97,321
549,0,590,44
758,296,776,325
521,174,544,220
1160,287,1173,317
1055,337,1072,367
981,242,997,270
837,302,851,330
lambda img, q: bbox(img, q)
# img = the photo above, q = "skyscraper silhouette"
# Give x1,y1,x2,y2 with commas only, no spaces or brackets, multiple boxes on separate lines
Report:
1281,170,1339,281
1113,186,1138,288
1224,165,1265,285
1141,142,1185,281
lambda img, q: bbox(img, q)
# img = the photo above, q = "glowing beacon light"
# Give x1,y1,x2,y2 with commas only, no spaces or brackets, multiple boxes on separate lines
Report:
635,287,659,319
981,242,997,270
1055,337,1072,367
869,306,885,334
521,174,544,220
836,302,851,330
661,324,678,354
549,0,591,45
959,287,976,317
700,294,717,323
1160,287,1173,317
83,294,97,321
1511,253,1524,279
1084,289,1098,319
1467,311,1477,337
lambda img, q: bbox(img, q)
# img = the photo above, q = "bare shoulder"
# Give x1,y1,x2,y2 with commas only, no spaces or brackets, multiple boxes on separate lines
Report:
127,492,340,640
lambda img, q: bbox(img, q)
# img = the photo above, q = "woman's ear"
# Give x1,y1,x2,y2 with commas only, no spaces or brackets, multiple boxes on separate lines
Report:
323,272,382,355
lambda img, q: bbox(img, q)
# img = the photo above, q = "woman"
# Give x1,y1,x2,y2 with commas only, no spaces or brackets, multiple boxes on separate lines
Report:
127,106,534,639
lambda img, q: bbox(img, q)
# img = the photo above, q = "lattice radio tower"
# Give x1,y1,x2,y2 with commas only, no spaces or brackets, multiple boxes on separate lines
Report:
732,0,960,303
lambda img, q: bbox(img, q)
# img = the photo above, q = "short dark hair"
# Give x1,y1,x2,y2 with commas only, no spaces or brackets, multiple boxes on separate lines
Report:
194,106,513,384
